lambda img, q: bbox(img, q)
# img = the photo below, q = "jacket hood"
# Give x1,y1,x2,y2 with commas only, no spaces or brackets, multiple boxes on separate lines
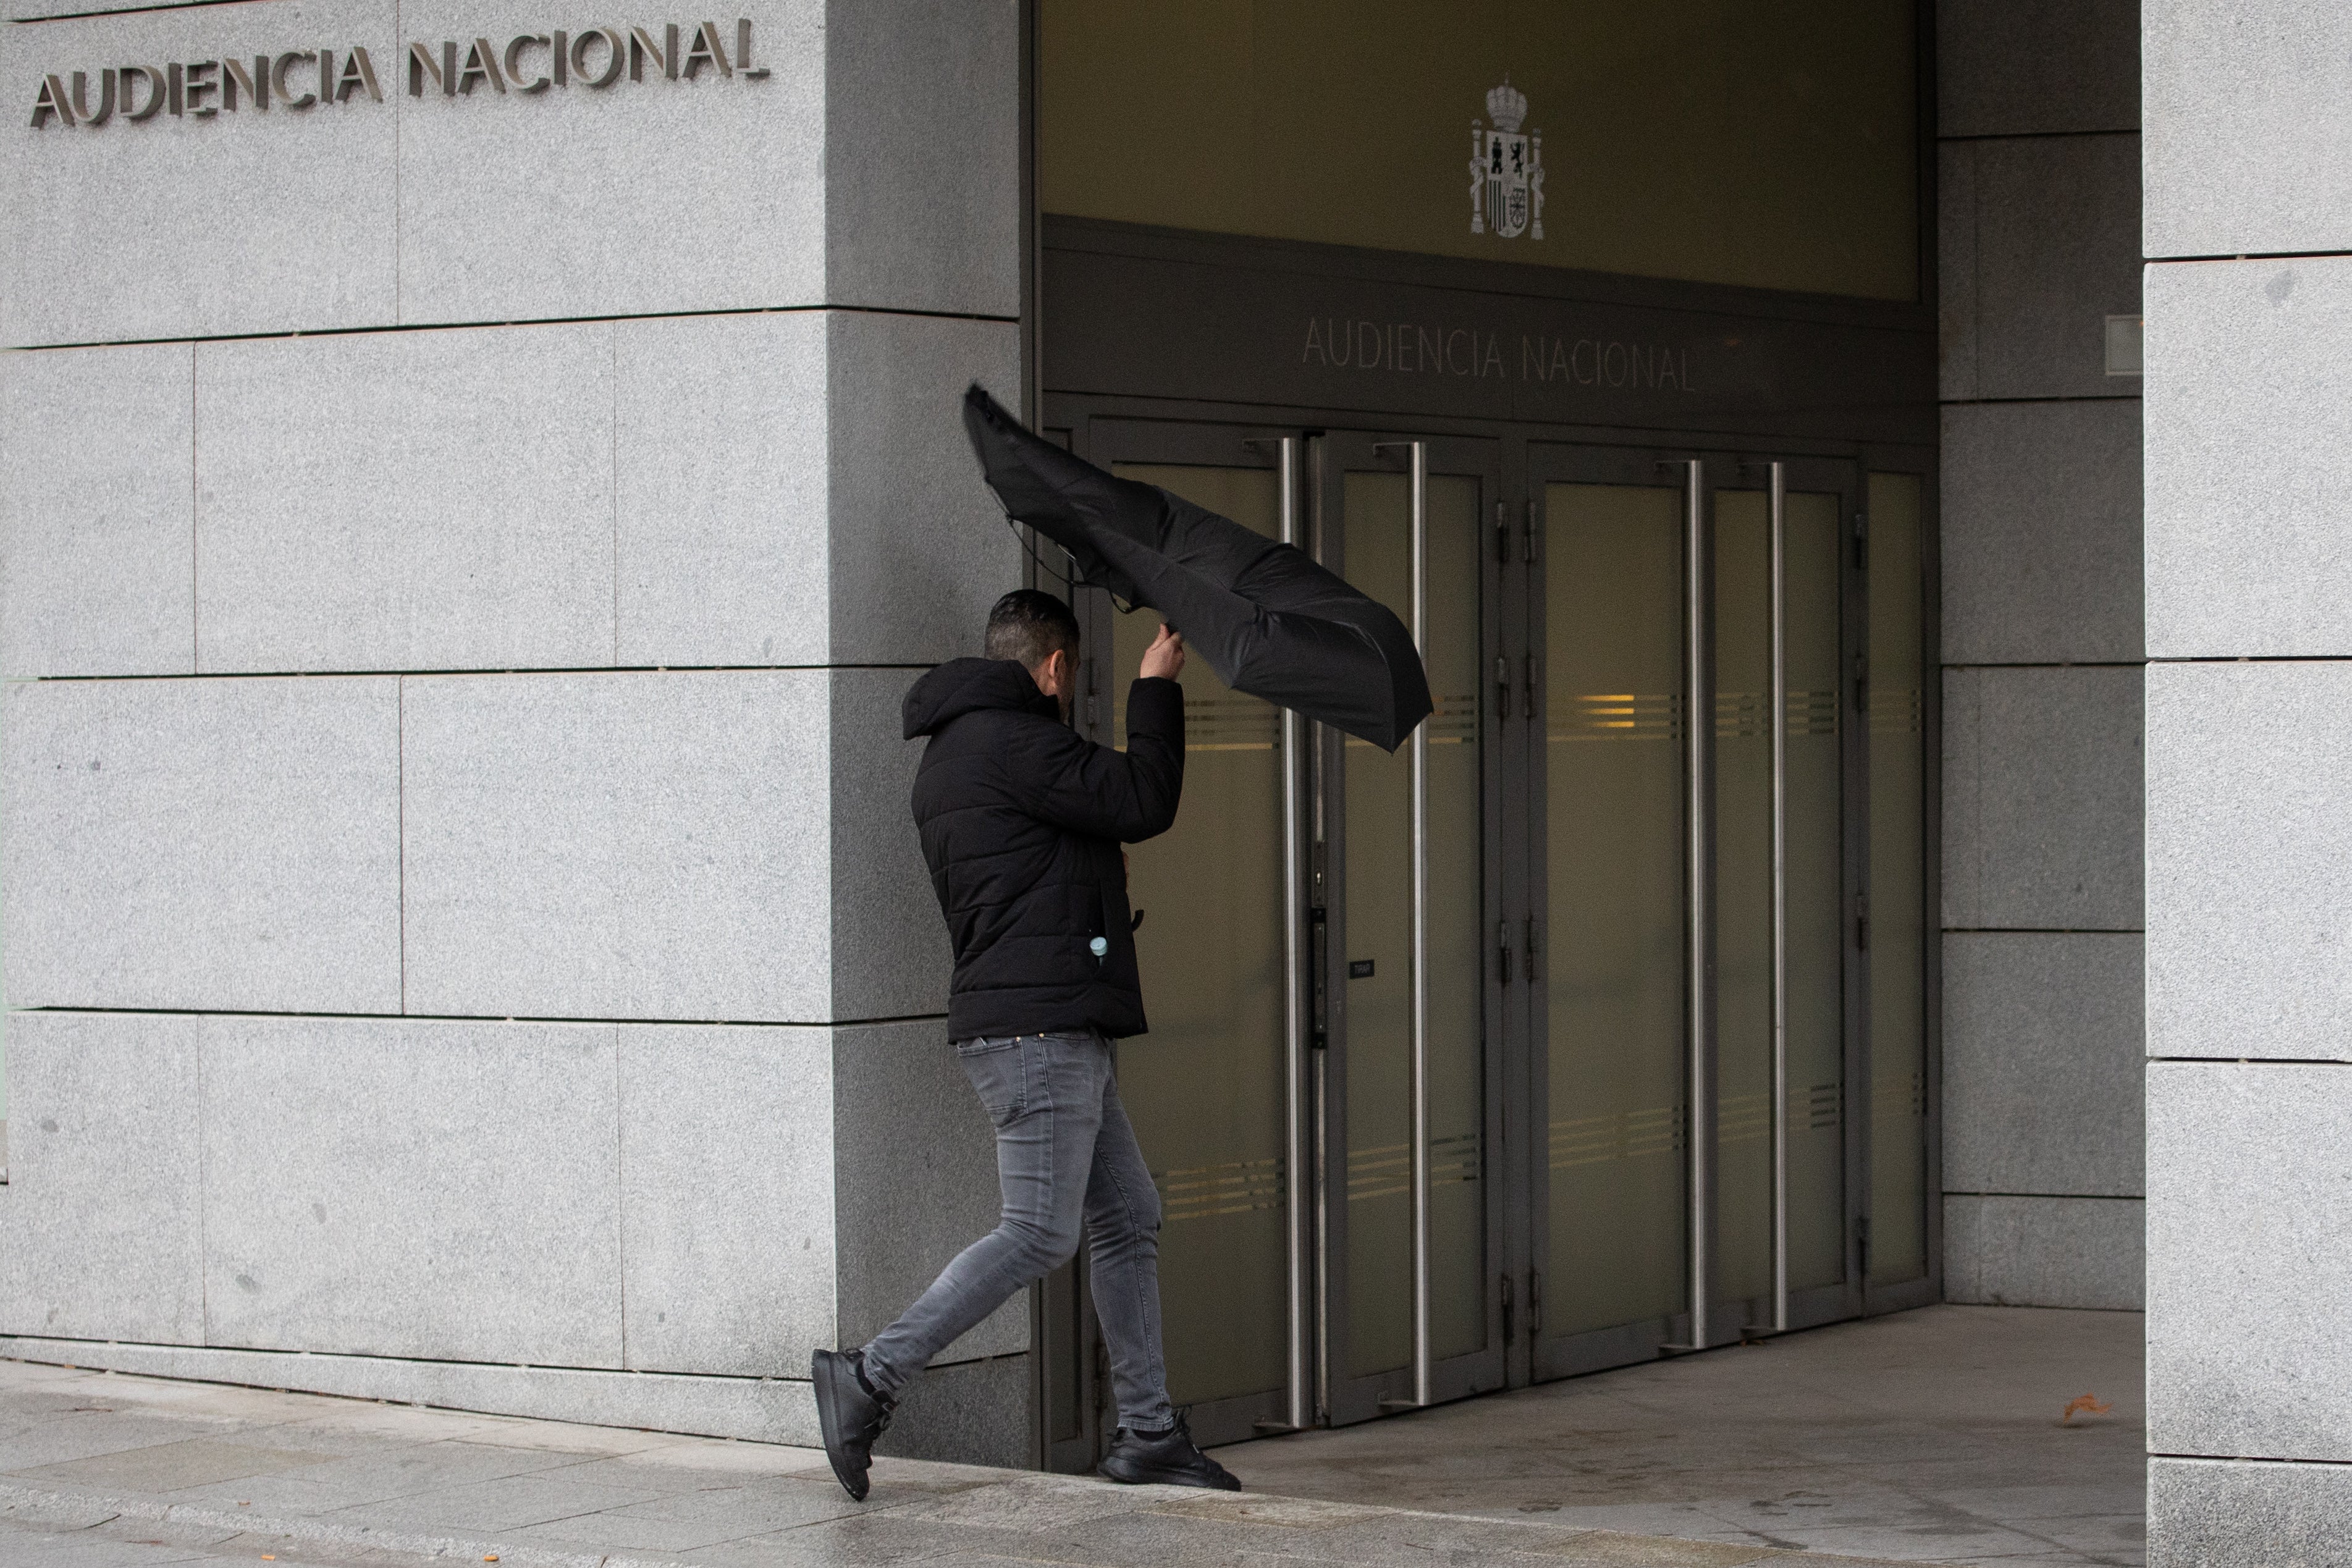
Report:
904,657,1061,740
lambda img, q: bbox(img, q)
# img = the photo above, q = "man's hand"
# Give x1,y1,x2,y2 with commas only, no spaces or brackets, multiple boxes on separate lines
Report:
1140,623,1186,681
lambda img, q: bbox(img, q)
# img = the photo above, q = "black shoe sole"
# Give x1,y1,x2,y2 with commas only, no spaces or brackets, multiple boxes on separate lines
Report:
811,1351,872,1502
1095,1457,1241,1491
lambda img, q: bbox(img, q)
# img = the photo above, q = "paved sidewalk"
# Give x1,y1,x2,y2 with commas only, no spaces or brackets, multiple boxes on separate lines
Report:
1227,1307,2144,1568
0,1359,1924,1568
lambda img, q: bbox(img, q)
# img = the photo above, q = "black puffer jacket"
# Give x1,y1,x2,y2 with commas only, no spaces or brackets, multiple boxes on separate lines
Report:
903,657,1185,1040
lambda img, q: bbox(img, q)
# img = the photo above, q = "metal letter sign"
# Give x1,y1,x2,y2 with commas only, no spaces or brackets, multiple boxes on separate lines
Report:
1467,77,1544,242
30,17,768,129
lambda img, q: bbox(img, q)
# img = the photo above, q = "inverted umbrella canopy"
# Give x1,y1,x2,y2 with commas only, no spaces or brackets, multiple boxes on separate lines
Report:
961,386,1434,752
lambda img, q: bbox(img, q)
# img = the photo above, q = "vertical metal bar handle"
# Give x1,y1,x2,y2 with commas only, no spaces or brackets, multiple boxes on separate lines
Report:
1307,434,1332,1425
1408,441,1433,1407
1276,436,1312,1428
1683,457,1713,1354
1769,462,1790,1335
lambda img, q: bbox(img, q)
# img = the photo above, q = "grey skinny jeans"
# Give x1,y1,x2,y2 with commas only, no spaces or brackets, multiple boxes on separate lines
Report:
860,1029,1174,1431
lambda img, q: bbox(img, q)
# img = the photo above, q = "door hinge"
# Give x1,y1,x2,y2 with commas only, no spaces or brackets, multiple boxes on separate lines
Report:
1854,653,1869,715
1494,500,1510,564
1523,653,1538,720
1855,893,1868,952
1494,654,1512,719
1524,497,1538,562
1498,919,1513,985
1528,1270,1544,1338
1524,916,1541,984
1855,1213,1873,1276
1501,1273,1517,1344
1854,510,1869,570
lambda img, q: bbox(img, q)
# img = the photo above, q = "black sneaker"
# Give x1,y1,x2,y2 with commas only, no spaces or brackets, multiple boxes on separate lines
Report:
1097,1414,1241,1490
811,1348,893,1501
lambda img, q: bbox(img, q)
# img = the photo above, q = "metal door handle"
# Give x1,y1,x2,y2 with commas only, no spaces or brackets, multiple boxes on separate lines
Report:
1407,441,1433,1410
1683,458,1714,1354
1276,437,1313,1428
1768,461,1789,1336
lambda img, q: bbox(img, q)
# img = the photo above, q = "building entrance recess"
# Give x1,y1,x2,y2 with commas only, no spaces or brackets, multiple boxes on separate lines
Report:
1027,431,1932,1467
1027,213,1936,1467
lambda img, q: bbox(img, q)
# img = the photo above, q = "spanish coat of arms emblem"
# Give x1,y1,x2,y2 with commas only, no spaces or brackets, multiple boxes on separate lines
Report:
1469,77,1543,240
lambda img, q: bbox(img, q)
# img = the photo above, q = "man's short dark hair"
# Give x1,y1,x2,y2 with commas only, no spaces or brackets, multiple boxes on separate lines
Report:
985,589,1081,668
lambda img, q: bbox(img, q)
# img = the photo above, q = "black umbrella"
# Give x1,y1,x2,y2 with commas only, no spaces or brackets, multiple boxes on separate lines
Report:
961,387,1433,753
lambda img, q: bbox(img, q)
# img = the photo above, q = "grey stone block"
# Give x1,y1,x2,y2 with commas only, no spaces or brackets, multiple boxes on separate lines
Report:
618,1025,837,1376
2149,1456,2352,1568
0,1338,819,1446
1939,400,2144,665
614,312,828,668
0,344,194,678
824,0,1021,318
823,312,1023,667
400,670,833,1022
1941,665,2144,932
2148,1060,2352,1462
0,0,400,347
0,1013,204,1344
1965,134,2143,400
614,311,1020,670
393,0,825,326
1937,141,1978,403
828,670,951,1020
830,1020,1024,1363
3,676,401,1013
1942,1194,2143,1309
201,1016,625,1368
2146,0,2352,259
1942,932,2144,1198
2146,662,2352,1062
872,1353,1032,1469
1937,0,2140,137
2145,256,2352,659
195,324,617,673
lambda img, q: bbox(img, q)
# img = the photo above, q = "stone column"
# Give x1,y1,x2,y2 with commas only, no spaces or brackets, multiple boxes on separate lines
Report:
1934,0,2147,1307
0,0,1030,1465
2143,1,2352,1556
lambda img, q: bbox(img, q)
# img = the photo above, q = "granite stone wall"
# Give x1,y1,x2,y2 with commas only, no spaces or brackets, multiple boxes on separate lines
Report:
2143,1,2352,1556
0,0,1027,1465
1934,0,2147,1309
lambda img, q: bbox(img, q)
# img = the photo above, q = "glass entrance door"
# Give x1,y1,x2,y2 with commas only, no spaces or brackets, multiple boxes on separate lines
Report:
1525,446,1869,1379
1312,432,1507,1425
1068,419,1309,1452
1052,419,1508,1448
1035,411,1931,1462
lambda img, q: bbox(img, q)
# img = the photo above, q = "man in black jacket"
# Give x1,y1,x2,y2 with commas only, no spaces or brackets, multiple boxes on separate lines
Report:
811,589,1239,1500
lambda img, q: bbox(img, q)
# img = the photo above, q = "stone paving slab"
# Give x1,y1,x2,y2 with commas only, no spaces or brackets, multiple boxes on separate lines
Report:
0,1359,1925,1568
1223,1305,2146,1568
